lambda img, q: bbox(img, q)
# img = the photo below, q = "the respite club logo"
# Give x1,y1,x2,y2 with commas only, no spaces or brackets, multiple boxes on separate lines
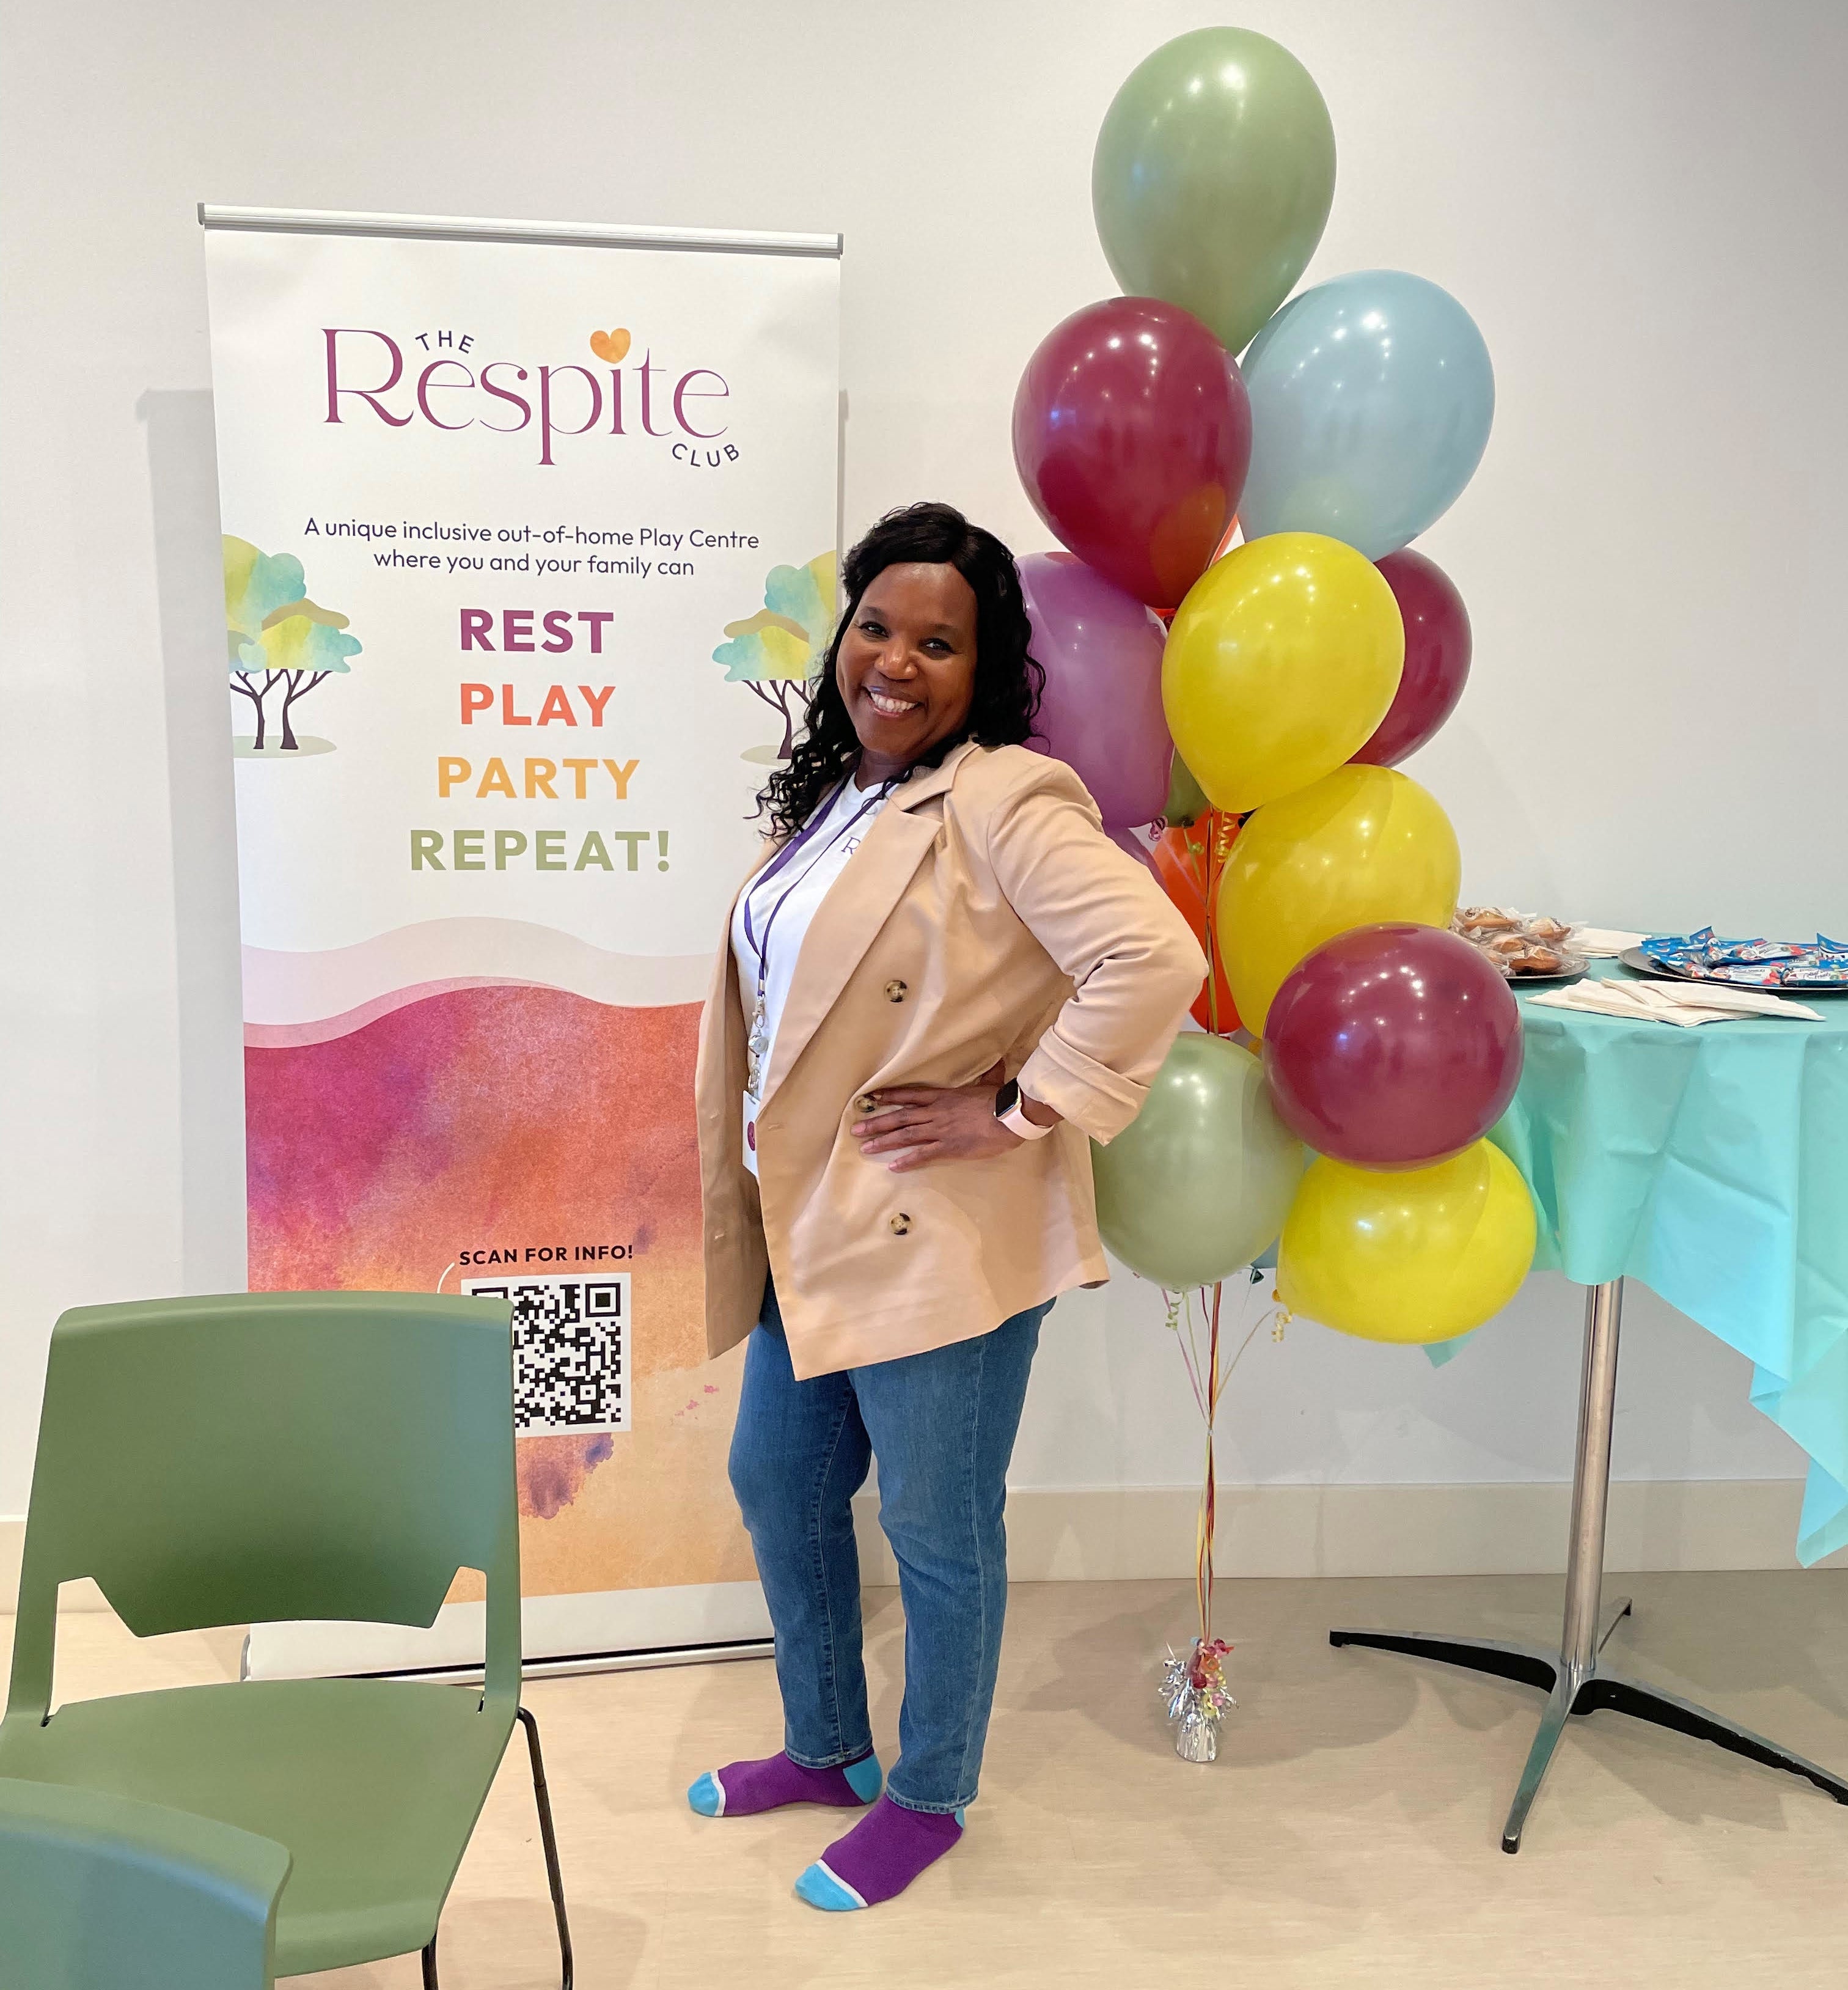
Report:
321,323,742,469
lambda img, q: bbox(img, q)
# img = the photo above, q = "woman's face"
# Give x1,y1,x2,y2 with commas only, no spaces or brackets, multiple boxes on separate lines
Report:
836,561,979,774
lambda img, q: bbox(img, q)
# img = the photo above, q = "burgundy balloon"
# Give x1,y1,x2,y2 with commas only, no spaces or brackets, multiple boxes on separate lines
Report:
1351,549,1472,766
1263,924,1523,1170
1012,296,1252,614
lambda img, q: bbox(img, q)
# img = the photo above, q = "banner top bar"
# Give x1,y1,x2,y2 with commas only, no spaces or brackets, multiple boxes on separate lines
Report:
199,205,843,259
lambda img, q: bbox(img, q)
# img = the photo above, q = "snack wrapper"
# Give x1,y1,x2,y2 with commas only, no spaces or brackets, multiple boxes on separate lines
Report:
1641,930,1848,988
1701,962,1800,986
1645,927,1716,963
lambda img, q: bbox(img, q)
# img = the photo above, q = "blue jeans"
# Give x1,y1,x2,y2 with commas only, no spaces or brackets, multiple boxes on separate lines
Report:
727,1278,1048,1814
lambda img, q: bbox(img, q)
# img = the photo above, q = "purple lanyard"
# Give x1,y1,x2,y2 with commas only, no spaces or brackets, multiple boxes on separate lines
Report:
741,774,892,982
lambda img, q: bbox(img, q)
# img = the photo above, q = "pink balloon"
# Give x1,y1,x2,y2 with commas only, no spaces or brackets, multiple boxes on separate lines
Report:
1263,924,1522,1169
1020,552,1172,829
1012,298,1251,613
1352,549,1472,766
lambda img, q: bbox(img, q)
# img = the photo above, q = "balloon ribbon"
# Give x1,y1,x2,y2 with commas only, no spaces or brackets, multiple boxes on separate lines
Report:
1160,1270,1278,1761
1187,810,1241,1035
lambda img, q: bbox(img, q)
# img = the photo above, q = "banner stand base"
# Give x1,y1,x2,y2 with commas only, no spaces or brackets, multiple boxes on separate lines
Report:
240,1632,775,1686
244,1582,777,1682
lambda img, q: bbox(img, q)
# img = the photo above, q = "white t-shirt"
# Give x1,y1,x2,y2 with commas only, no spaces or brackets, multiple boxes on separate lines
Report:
731,776,890,1176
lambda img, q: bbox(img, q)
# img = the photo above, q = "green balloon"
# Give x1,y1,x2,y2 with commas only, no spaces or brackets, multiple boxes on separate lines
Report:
1164,752,1211,826
1093,28,1337,357
1092,1035,1305,1290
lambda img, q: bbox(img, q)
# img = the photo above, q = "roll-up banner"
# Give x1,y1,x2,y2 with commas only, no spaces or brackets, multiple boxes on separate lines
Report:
200,207,841,1679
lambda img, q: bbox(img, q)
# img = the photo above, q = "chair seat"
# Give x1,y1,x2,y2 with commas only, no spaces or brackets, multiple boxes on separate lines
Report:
0,1678,515,1977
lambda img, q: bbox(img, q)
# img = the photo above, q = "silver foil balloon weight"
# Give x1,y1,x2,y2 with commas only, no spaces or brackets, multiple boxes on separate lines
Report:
1175,1704,1219,1764
1161,1637,1235,1762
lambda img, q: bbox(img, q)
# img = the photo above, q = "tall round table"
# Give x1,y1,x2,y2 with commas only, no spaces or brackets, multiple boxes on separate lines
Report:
1329,960,1848,1850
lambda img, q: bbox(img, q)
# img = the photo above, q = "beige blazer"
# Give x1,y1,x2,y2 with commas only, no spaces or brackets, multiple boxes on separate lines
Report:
694,740,1206,1379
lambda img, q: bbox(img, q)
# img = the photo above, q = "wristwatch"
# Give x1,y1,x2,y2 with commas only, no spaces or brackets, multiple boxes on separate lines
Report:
994,1078,1055,1140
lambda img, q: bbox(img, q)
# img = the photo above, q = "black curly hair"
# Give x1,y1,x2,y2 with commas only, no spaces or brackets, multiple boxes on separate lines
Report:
756,501,1044,837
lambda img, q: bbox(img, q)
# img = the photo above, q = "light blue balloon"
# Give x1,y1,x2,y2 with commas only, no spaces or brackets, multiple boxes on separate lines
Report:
1239,271,1494,560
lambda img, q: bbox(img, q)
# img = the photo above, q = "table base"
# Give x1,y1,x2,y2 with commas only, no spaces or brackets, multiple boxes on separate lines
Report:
1329,1279,1848,1852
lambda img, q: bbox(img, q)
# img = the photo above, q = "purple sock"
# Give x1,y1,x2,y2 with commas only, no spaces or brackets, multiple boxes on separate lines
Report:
794,1794,964,1909
687,1748,881,1818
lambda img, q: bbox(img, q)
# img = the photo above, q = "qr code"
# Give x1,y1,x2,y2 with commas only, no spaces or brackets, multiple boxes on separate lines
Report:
462,1274,629,1437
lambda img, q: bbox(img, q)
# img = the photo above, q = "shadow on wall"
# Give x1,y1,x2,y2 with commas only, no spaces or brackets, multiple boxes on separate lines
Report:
139,389,246,1296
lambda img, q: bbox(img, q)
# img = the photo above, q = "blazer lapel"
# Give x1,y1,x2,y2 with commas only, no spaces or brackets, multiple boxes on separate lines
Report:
759,743,974,1104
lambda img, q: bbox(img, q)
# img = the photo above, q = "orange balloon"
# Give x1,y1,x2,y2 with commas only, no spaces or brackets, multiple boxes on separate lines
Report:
1153,810,1242,1034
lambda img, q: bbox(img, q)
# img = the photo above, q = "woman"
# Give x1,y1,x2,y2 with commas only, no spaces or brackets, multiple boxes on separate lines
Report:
689,502,1203,1910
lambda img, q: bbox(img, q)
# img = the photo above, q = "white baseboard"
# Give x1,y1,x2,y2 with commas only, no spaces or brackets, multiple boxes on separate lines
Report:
1,1481,1821,1621
851,1477,1821,1582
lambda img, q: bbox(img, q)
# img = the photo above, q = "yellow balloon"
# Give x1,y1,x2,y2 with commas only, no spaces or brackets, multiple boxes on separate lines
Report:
1162,532,1404,812
1217,763,1460,1035
1278,1142,1537,1345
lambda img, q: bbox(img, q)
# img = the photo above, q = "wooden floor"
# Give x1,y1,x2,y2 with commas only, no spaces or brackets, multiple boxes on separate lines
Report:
7,1571,1848,1986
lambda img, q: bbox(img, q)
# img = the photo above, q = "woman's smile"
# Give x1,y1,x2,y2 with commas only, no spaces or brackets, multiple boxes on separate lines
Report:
863,681,922,720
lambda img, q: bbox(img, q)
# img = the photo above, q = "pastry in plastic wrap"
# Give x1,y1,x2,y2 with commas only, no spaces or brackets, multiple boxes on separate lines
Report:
1451,906,1585,981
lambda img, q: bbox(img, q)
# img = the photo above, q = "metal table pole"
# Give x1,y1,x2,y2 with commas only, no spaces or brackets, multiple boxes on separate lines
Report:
1329,1277,1848,1852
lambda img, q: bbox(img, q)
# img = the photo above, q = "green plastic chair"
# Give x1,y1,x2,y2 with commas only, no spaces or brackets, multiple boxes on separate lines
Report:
0,1776,292,1989
0,1292,572,1988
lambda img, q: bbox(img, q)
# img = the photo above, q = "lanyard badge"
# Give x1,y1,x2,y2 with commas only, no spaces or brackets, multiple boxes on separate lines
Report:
741,775,892,1101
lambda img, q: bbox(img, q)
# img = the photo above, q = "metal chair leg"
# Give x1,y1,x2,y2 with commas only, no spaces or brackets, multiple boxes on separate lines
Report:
518,1705,574,1990
421,1933,439,1988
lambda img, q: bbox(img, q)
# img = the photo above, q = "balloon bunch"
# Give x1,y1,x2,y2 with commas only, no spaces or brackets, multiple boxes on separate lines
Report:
1011,26,1542,1755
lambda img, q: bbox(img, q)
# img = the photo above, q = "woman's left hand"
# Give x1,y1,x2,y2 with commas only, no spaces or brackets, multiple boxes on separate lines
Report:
851,1060,1063,1172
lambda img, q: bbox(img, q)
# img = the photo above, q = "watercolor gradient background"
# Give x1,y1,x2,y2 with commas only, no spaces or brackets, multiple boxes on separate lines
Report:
247,982,755,1598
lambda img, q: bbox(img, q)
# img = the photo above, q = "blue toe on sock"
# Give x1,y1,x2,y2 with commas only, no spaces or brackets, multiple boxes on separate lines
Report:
686,1770,723,1818
843,1754,883,1803
794,1859,865,1912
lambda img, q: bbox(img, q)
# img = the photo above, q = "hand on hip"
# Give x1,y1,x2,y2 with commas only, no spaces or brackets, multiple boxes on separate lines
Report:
851,1061,1024,1172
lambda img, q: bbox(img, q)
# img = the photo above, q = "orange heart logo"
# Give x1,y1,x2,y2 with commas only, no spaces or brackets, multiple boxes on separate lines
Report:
588,326,631,364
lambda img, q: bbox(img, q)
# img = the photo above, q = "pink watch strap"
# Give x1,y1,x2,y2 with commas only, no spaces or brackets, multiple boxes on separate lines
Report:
1000,1094,1055,1140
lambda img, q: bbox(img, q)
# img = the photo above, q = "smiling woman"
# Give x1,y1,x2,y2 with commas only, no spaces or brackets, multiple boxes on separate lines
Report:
689,501,1205,1911
755,503,1045,839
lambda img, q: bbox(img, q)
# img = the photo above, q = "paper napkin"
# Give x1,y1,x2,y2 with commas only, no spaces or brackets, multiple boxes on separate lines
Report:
1530,978,1824,1027
1566,926,1649,956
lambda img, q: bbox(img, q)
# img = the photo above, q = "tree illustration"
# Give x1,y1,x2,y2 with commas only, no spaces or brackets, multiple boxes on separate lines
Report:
711,551,837,757
224,535,363,751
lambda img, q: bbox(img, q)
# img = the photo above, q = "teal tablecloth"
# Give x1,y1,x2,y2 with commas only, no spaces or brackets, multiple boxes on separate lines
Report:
1484,960,1848,1565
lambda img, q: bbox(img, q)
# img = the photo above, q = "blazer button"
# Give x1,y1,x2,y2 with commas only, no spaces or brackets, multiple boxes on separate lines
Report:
884,978,908,1002
888,1212,912,1236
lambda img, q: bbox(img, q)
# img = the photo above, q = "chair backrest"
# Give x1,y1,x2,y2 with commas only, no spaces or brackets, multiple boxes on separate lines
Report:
6,1291,519,1720
0,1777,291,1989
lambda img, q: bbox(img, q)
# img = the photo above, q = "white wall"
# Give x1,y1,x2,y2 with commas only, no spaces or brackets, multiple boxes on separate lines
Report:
5,0,1844,1522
